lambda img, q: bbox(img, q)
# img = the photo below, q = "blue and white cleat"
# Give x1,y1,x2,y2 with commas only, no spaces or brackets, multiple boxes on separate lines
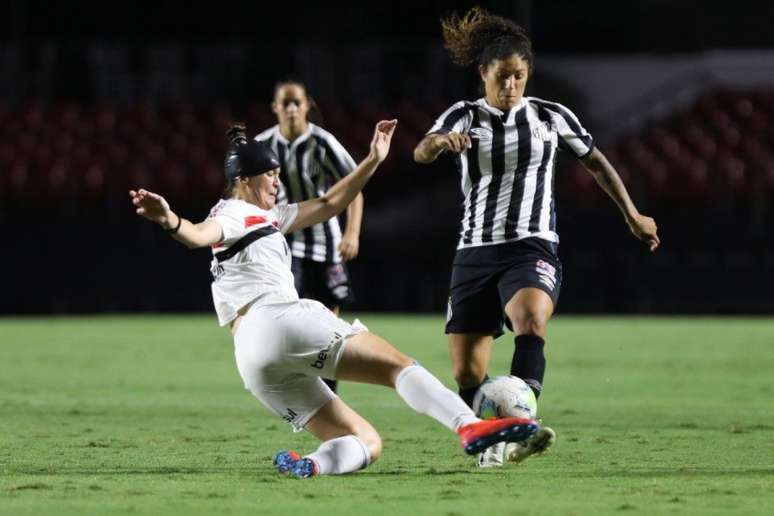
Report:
290,457,319,479
273,450,301,474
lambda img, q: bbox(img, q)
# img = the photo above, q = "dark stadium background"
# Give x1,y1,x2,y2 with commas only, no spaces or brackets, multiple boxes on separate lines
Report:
2,0,773,315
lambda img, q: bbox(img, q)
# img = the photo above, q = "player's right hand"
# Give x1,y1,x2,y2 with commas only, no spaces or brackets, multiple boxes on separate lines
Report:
129,188,172,226
437,132,472,154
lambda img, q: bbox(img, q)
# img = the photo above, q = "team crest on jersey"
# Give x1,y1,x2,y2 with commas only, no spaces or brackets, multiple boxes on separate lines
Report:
532,122,552,142
536,260,557,291
469,127,493,140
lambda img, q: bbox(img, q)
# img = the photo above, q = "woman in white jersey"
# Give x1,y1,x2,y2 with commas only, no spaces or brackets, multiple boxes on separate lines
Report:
129,119,539,478
255,80,364,395
414,7,660,467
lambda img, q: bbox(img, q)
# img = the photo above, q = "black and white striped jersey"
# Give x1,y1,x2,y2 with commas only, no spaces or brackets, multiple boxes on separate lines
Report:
255,123,356,263
428,97,594,250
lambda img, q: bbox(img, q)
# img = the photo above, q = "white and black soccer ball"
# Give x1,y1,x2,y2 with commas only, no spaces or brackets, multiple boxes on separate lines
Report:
472,375,537,420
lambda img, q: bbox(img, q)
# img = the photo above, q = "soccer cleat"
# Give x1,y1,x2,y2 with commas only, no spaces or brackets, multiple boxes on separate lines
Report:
457,417,539,455
273,450,301,474
505,426,556,463
290,457,319,479
477,442,505,468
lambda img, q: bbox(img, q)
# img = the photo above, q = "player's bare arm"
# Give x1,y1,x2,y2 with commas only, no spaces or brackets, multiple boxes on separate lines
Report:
339,192,363,261
581,147,660,251
413,132,472,164
129,189,223,248
290,120,396,234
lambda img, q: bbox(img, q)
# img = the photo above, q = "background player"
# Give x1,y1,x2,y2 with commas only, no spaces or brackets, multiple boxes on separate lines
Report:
255,80,364,394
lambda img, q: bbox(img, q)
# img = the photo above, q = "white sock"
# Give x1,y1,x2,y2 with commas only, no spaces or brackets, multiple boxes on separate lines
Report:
306,435,370,475
394,364,479,432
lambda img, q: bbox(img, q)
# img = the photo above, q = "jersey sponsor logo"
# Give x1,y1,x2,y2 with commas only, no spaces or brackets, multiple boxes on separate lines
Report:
282,408,298,423
532,122,552,142
244,215,267,228
310,331,342,369
536,260,557,291
469,127,493,140
210,260,225,281
310,345,332,369
536,260,556,279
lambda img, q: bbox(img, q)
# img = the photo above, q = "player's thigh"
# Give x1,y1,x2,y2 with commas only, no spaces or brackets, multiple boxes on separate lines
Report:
447,332,494,386
498,258,561,336
275,299,358,380
503,287,555,337
334,331,414,387
304,397,382,461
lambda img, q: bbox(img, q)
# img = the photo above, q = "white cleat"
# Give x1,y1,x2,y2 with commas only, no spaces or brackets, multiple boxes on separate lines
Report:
477,441,505,468
505,426,556,464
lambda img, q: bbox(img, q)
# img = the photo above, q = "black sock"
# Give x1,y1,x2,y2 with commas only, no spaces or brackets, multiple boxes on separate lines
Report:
510,335,546,398
458,375,489,409
323,378,338,394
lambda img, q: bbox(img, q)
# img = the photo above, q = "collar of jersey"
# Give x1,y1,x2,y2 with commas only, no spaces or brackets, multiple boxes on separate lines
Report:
477,98,527,121
275,123,315,147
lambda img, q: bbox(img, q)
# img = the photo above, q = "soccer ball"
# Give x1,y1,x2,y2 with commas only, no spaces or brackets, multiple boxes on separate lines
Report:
472,375,537,420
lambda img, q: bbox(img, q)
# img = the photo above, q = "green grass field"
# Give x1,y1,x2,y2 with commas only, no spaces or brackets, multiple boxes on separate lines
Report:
1,315,773,515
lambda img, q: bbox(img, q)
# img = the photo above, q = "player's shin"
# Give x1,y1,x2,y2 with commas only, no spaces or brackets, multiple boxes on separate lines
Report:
306,435,370,475
394,363,479,431
510,335,546,398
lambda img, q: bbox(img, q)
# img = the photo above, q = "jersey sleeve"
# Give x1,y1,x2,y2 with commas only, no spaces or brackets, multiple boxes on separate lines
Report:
207,202,243,244
427,101,472,135
543,101,594,159
317,133,357,182
274,203,299,234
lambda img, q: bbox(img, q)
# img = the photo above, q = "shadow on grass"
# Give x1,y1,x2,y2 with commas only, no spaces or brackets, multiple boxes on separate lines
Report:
6,466,485,478
582,468,774,479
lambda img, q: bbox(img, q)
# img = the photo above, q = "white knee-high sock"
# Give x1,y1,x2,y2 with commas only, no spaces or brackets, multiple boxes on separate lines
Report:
306,435,370,475
395,364,479,432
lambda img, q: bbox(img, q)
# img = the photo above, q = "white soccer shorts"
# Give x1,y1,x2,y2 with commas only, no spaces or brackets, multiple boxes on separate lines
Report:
233,299,366,432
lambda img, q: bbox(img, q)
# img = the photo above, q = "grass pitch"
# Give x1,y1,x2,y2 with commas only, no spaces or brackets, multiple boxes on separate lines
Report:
1,315,773,515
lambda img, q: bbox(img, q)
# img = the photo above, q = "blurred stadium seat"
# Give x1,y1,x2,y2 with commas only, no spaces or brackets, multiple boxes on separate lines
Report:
1,88,773,205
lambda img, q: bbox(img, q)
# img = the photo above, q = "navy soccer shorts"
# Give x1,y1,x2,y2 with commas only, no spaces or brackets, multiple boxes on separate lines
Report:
445,237,562,338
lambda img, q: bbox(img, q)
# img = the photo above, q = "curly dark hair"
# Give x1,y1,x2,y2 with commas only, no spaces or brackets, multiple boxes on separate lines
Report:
441,6,533,71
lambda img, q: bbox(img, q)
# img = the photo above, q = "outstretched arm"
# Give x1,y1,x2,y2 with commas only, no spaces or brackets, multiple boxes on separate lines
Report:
581,148,660,251
129,189,223,248
288,120,397,234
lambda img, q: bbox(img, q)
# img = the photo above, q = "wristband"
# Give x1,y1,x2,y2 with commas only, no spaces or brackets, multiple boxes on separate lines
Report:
166,214,182,234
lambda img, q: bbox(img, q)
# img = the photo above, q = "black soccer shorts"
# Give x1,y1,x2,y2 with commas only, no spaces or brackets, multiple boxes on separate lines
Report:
291,258,352,309
445,237,562,338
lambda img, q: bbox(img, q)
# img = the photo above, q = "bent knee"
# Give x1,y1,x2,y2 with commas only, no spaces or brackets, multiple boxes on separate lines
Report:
357,428,382,463
512,313,549,337
452,364,488,388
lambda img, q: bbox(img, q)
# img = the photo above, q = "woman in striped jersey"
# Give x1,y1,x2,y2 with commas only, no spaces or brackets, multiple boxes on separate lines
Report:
414,7,660,467
255,80,364,394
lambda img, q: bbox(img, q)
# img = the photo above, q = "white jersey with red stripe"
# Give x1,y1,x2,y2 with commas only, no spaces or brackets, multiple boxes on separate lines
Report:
207,198,299,326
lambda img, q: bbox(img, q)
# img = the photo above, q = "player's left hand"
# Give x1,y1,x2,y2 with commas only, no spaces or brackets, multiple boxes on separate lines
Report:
628,213,660,251
339,234,360,261
370,119,398,163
